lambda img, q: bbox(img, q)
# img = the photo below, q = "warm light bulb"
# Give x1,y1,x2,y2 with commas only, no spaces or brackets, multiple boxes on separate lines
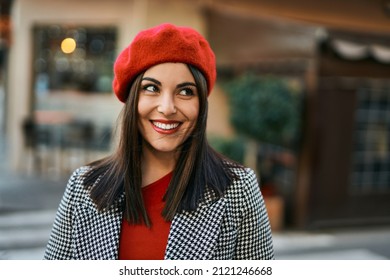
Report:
61,38,76,54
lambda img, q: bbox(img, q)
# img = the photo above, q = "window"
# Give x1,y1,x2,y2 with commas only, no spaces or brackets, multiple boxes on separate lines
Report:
27,25,119,175
350,83,390,193
33,25,117,100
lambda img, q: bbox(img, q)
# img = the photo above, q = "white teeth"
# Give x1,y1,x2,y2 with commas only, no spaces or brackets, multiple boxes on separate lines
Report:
153,122,180,130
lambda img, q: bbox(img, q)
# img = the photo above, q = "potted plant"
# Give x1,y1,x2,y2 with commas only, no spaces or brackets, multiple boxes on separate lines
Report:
223,73,301,231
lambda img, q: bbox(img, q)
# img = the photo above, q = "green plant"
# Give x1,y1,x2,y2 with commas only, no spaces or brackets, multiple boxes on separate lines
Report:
222,73,301,175
224,73,301,147
208,136,245,164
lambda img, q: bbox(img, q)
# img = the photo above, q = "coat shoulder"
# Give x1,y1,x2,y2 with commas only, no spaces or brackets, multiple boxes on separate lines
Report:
228,167,258,192
64,165,92,200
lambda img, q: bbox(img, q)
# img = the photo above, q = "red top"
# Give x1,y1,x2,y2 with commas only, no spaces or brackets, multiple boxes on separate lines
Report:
118,172,172,260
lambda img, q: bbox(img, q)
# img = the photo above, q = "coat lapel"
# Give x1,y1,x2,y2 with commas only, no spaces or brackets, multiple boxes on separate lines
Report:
164,195,226,260
72,195,124,259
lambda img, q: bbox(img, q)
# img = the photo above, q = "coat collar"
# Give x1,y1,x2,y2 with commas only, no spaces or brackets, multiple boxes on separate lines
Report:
165,196,226,259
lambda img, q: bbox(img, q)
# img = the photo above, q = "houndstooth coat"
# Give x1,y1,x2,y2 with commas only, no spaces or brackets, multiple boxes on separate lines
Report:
44,166,274,260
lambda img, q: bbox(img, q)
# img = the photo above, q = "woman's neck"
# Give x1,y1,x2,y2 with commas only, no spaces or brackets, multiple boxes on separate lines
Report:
141,146,177,187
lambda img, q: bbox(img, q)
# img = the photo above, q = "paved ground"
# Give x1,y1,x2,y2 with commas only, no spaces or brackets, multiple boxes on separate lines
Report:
0,170,66,213
273,226,390,260
0,164,66,260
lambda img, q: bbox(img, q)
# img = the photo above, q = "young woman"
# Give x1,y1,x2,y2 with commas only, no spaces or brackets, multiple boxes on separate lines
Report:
44,23,274,260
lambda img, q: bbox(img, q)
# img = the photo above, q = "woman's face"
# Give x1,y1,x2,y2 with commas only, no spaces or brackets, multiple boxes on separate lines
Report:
137,62,199,157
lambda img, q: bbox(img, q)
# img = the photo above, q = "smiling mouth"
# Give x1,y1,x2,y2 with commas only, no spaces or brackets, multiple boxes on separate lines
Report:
151,121,182,133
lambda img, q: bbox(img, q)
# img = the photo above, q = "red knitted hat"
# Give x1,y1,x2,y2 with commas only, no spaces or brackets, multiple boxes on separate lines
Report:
113,23,216,102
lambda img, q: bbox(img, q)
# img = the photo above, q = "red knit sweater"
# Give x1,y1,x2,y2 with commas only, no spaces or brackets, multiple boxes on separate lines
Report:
118,172,172,260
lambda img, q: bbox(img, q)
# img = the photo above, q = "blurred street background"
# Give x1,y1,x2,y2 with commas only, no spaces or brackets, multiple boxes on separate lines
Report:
1,0,390,260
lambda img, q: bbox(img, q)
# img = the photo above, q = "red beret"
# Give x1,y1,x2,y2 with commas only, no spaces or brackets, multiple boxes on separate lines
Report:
113,23,216,102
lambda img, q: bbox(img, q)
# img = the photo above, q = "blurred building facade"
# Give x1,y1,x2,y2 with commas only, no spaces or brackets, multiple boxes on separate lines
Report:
1,0,390,230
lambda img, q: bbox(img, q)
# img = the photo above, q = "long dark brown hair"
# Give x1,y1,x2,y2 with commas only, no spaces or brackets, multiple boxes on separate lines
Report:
83,65,241,227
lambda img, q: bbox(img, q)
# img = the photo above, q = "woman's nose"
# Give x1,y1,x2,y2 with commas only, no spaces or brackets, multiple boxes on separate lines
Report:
157,94,177,115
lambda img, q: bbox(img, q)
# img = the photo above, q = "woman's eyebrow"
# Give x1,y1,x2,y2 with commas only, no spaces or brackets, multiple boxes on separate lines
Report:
177,82,197,88
141,77,161,85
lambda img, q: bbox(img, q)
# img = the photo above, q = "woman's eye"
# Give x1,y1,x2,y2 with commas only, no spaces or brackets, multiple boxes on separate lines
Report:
179,88,195,96
143,84,158,92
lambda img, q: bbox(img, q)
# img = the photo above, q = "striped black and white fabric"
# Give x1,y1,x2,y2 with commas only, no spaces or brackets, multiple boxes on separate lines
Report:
44,166,274,260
